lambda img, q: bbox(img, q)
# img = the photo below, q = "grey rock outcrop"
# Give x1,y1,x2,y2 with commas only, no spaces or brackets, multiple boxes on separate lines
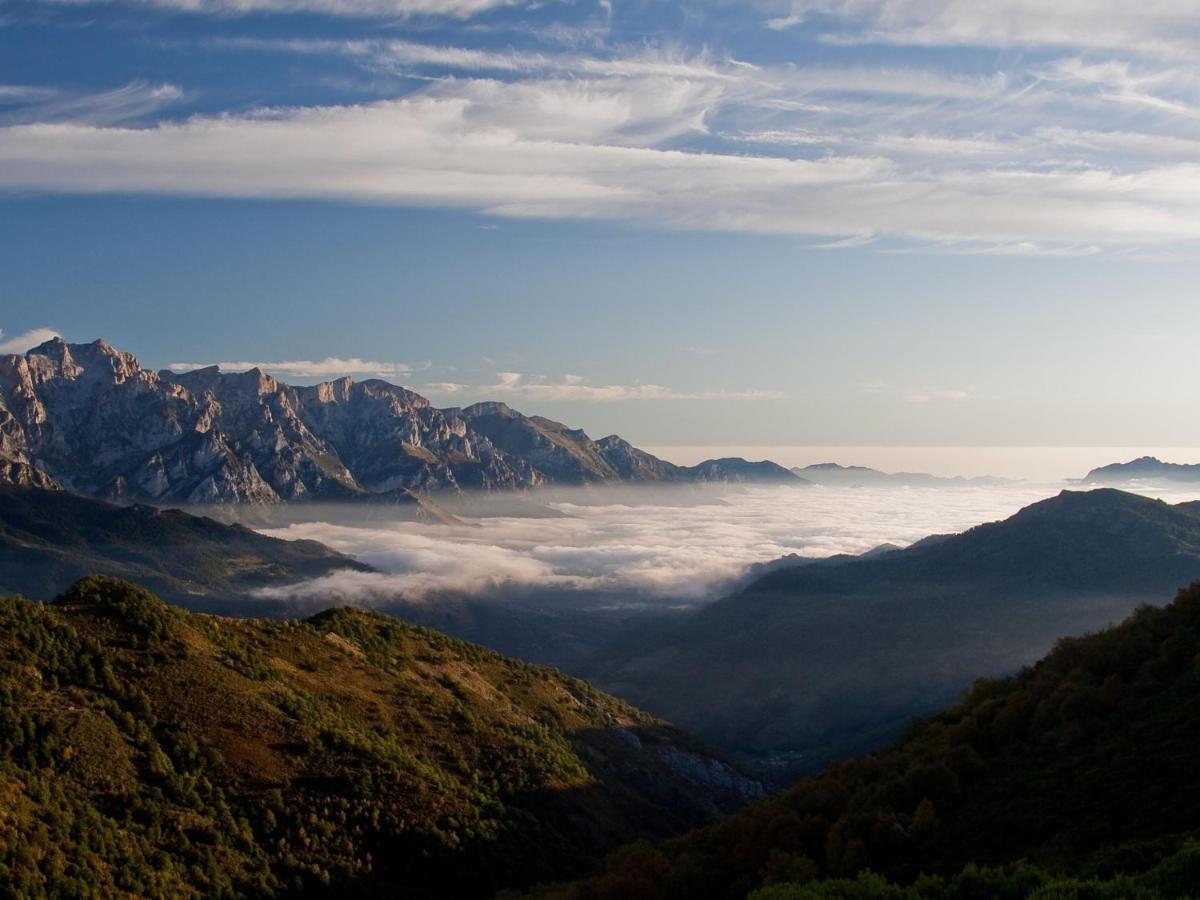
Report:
0,337,743,504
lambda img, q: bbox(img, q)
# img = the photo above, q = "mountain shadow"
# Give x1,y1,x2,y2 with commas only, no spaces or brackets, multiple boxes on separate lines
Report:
0,486,371,613
527,579,1200,899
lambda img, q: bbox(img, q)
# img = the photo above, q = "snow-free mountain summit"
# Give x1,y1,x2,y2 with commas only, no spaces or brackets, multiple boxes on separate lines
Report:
0,338,804,504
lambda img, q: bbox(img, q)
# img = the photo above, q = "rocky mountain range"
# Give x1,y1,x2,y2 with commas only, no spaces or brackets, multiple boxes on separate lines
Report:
0,337,793,505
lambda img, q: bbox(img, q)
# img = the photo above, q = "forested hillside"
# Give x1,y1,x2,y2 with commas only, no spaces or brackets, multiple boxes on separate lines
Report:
0,577,759,898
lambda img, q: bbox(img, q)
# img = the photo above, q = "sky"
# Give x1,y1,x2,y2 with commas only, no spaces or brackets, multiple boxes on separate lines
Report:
2,0,1200,448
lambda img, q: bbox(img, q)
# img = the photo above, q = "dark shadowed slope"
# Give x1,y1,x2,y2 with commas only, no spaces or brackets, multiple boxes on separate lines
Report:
0,487,371,612
531,581,1200,899
591,489,1200,776
0,576,761,899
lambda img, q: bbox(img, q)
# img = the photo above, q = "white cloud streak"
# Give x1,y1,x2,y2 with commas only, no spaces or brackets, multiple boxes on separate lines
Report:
5,26,1200,250
423,372,786,402
46,0,525,19
169,357,412,377
904,386,972,403
5,86,1200,246
766,1,1200,57
0,327,63,355
0,82,184,127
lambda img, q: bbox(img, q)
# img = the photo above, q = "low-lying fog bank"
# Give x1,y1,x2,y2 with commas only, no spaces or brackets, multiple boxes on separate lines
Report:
237,481,1114,608
211,480,1200,696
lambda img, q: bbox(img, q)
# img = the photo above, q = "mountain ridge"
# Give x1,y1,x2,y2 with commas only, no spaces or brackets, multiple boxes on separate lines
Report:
0,486,373,612
794,462,1008,488
1080,455,1200,484
0,337,799,505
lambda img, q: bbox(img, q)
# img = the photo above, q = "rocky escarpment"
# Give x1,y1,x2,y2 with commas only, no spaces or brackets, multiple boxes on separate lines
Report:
0,337,775,505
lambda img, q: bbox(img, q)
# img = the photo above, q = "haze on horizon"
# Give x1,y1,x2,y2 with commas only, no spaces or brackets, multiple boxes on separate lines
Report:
3,0,1199,451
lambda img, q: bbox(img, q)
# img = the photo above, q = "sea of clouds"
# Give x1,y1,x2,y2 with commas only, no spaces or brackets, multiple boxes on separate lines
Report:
249,480,1194,608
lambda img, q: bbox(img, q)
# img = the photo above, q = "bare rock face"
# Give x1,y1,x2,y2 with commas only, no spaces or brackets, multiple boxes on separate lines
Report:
595,434,689,482
0,337,698,504
0,459,59,490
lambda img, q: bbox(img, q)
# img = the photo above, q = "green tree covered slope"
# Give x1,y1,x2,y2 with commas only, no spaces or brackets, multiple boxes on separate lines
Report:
0,577,759,898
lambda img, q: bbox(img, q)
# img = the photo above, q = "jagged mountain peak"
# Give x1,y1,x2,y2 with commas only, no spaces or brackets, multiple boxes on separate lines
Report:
25,335,144,385
458,400,517,418
0,336,801,503
28,334,68,354
0,336,746,502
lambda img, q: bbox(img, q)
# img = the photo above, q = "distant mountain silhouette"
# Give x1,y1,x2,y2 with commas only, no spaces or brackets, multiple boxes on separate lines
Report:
795,462,1008,487
687,458,808,484
1081,455,1200,484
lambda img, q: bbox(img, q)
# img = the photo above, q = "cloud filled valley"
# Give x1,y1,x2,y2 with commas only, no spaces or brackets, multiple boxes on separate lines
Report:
248,481,1093,607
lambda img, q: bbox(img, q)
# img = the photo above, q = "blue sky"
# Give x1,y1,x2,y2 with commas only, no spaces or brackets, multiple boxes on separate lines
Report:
2,0,1199,447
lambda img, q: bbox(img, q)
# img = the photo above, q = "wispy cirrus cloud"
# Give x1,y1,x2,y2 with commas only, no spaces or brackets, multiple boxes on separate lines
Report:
0,81,184,127
0,86,60,103
765,0,1200,57
44,0,528,19
169,357,412,378
210,36,743,82
6,85,1200,247
6,19,1200,251
423,372,786,402
0,327,63,355
904,386,973,404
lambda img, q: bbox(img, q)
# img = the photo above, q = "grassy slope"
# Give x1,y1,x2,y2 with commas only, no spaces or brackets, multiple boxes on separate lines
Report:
0,577,756,899
530,580,1200,899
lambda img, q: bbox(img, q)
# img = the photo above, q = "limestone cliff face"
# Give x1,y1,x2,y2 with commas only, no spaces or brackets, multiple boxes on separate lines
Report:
0,338,701,503
595,434,690,482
